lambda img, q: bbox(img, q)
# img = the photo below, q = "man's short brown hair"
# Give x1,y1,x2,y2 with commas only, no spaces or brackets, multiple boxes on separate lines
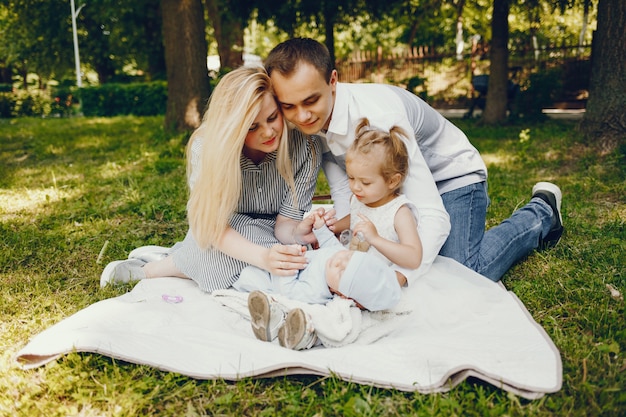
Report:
264,38,334,83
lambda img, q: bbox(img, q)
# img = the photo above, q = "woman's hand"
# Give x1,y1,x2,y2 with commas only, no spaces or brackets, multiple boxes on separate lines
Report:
265,244,308,276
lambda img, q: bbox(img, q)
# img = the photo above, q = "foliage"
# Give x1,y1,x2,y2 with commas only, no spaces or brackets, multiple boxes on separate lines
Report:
0,0,599,93
0,81,167,119
0,92,10,117
0,89,53,118
0,0,165,85
515,67,563,121
1,115,624,416
510,0,597,47
404,74,429,101
0,0,74,81
80,82,167,117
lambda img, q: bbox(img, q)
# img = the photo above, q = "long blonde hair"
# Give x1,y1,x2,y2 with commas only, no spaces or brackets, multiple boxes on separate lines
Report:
186,66,295,249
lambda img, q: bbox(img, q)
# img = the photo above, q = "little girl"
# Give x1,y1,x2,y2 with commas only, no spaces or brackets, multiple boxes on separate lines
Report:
344,118,423,287
244,119,423,350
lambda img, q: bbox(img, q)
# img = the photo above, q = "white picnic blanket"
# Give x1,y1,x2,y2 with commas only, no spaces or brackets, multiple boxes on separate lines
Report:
15,256,562,399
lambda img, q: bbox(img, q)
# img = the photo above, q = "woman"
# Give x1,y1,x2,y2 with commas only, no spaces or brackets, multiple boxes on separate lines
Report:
100,65,326,292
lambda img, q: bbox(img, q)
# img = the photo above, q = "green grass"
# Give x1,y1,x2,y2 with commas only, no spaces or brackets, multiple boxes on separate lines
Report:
1,116,624,416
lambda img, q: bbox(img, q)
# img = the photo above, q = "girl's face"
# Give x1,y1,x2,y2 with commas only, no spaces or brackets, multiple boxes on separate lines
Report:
243,92,284,163
346,149,398,207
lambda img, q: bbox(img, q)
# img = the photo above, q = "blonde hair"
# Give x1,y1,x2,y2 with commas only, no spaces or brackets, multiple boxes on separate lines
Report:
186,66,295,249
347,118,410,195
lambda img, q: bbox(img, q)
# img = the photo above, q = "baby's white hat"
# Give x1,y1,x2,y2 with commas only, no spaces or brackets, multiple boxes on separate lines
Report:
339,252,401,311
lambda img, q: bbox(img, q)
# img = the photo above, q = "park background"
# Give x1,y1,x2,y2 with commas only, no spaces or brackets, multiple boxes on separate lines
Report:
1,0,624,416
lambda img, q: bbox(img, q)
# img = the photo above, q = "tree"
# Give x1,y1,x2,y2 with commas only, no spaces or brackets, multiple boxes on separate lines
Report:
161,0,211,131
257,0,349,64
0,0,167,86
80,7,117,84
453,0,467,60
205,0,257,70
259,0,404,65
482,0,509,123
578,0,626,153
0,0,75,87
77,1,167,83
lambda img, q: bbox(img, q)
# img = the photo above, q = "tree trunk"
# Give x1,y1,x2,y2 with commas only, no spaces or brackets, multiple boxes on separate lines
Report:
482,0,509,124
455,0,467,61
94,59,116,84
321,2,338,66
578,0,591,48
20,63,27,89
0,63,12,84
205,0,244,70
161,0,211,132
144,2,167,80
579,0,626,154
82,12,116,84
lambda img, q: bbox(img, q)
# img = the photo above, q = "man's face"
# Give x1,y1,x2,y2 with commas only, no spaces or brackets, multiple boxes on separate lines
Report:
270,63,337,135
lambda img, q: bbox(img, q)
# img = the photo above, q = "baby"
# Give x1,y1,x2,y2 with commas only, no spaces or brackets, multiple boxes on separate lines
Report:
233,211,402,349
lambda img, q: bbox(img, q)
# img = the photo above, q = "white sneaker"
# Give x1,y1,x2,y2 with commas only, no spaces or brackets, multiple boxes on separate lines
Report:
100,259,147,288
247,291,286,342
128,245,170,263
278,308,318,350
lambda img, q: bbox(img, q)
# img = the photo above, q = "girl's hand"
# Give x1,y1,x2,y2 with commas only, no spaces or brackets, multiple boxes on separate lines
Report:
352,213,379,242
266,244,308,276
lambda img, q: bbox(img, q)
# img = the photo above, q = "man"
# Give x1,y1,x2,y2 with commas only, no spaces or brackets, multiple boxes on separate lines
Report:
264,38,563,282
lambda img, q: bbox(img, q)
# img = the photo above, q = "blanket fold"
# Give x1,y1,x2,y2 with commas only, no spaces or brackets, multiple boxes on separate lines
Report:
15,256,562,399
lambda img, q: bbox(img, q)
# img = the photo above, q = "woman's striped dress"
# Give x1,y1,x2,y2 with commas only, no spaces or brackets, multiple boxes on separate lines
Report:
171,129,321,292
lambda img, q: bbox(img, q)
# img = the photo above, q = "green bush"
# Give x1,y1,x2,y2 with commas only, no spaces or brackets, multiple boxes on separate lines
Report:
80,82,167,117
0,89,52,118
514,67,563,120
14,89,52,116
0,93,12,117
50,85,79,117
404,75,429,101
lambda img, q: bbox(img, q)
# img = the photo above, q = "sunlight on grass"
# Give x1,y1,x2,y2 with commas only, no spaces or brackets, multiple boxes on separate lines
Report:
0,187,79,221
480,152,516,167
99,161,125,179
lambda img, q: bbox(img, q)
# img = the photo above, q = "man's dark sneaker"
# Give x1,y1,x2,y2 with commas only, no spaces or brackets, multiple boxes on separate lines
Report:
532,182,563,250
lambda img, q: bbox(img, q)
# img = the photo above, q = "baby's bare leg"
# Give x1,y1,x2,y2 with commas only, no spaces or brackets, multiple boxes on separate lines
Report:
143,256,190,279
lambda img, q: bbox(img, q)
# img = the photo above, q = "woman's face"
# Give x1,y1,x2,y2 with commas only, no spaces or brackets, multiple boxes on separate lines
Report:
243,92,284,163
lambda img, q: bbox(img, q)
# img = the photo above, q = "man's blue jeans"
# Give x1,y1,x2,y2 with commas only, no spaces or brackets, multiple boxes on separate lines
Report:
439,182,554,281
